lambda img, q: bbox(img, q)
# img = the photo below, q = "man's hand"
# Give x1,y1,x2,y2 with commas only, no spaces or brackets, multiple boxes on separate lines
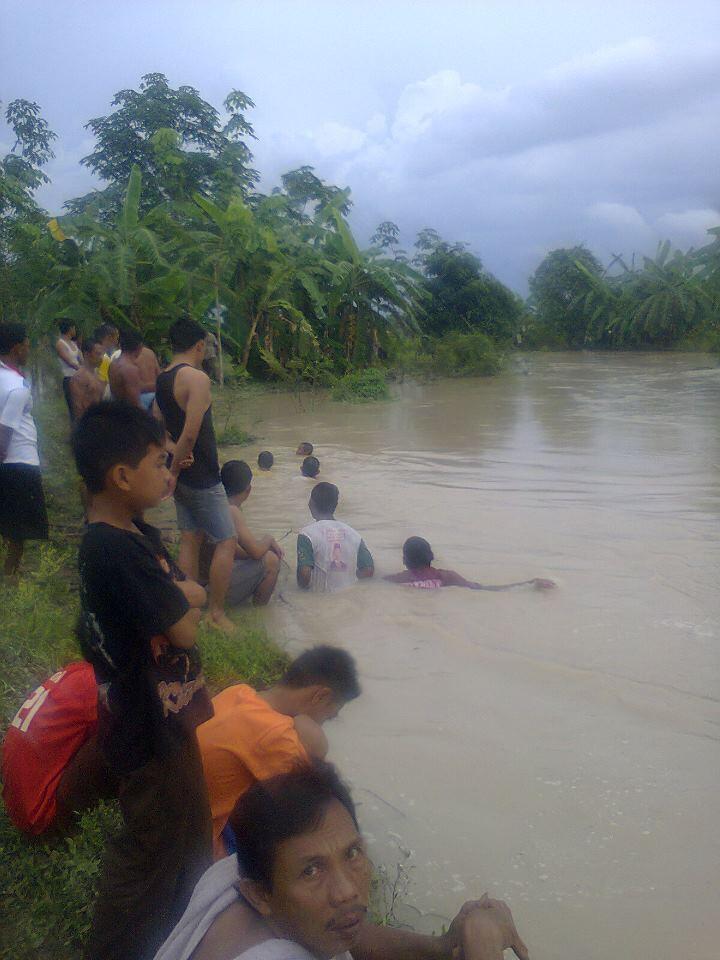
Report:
162,473,178,501
268,538,284,560
443,897,528,960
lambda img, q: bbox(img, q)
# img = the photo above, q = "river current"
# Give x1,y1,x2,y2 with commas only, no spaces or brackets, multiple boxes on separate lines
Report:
224,353,720,960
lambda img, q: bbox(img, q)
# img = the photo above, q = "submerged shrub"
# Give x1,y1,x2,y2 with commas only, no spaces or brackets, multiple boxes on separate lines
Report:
331,368,391,402
433,331,504,377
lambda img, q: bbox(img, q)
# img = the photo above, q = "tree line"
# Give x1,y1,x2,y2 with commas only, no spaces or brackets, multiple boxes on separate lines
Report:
2,74,719,386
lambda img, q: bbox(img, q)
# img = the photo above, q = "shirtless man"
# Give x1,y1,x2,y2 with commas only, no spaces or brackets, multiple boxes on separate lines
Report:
154,317,236,632
199,459,282,607
108,328,144,406
136,345,160,409
69,338,105,420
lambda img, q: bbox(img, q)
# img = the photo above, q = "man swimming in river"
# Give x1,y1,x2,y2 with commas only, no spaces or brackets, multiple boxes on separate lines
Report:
297,482,374,592
384,537,555,591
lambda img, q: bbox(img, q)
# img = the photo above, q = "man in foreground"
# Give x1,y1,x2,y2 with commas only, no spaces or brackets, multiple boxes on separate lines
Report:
0,323,48,577
69,337,105,420
154,316,236,632
198,645,360,858
154,764,529,960
73,401,213,960
200,459,281,607
297,483,374,592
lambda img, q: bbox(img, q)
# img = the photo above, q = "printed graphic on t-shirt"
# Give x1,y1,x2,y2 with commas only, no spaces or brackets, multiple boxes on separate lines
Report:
405,578,443,589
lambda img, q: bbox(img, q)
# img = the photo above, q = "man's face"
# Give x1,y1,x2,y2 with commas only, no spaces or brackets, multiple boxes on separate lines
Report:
115,443,170,509
259,800,371,960
88,344,104,368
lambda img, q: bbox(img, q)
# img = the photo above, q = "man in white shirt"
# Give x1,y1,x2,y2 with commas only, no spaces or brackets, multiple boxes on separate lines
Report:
0,323,48,576
297,483,374,593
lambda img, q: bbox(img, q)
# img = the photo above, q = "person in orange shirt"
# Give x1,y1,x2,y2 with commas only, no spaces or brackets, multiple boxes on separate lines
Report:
197,645,360,859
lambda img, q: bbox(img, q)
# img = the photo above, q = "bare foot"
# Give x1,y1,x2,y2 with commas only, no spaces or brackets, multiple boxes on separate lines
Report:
206,611,236,633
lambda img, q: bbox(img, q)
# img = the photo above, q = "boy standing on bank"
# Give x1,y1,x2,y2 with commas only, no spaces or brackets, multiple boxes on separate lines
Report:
154,317,237,632
73,401,213,960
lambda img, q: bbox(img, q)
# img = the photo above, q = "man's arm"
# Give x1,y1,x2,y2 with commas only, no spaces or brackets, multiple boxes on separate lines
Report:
164,607,201,649
297,533,314,589
354,898,528,960
0,388,27,462
68,376,83,419
293,714,328,759
233,508,282,561
56,339,80,369
356,539,374,580
169,369,211,479
442,570,555,591
174,578,207,609
0,423,12,463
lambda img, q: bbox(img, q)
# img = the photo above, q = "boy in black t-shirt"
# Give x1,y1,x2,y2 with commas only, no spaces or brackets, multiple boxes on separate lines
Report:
73,401,213,960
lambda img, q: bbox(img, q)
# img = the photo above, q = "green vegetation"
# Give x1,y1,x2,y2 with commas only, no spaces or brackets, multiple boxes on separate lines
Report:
0,397,288,960
1,76,522,385
525,238,720,349
331,368,391,402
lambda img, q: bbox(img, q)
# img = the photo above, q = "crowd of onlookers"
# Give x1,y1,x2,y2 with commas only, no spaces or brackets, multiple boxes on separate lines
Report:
0,316,542,960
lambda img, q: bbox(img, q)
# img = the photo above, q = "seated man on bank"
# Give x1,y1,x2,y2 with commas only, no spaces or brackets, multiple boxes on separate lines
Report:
297,483,374,593
197,645,360,859
384,537,556,591
154,763,529,960
199,460,281,607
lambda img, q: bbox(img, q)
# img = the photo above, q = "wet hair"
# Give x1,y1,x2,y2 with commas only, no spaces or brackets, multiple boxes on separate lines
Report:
169,316,207,352
229,762,358,891
72,401,166,493
0,323,28,354
94,323,118,342
281,646,361,702
81,337,101,356
297,442,313,456
310,481,339,515
403,536,434,569
57,319,74,335
119,328,143,353
301,455,320,478
257,451,274,470
221,459,253,496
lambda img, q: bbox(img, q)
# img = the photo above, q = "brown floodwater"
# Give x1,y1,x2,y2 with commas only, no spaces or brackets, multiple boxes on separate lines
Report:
224,353,720,960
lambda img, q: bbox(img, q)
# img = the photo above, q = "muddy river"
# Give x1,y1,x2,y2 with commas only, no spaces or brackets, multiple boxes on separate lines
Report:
224,353,720,960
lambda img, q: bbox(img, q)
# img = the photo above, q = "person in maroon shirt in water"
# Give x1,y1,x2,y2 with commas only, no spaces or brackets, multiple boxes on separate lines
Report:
384,537,555,591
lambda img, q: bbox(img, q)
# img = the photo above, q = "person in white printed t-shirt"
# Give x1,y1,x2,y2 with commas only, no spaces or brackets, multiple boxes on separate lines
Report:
0,323,48,577
297,482,374,593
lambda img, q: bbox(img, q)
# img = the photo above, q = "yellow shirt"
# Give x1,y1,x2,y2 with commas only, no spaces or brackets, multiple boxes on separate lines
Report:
97,354,111,383
197,684,308,859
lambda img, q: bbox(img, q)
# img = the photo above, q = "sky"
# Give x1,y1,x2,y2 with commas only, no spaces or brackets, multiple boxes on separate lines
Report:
2,0,720,293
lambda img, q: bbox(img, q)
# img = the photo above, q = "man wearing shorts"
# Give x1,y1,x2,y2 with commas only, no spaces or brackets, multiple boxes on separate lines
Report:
0,323,48,577
199,460,281,606
154,317,236,632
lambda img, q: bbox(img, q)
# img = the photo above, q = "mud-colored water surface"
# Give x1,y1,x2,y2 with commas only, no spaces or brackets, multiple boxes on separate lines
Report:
227,354,720,960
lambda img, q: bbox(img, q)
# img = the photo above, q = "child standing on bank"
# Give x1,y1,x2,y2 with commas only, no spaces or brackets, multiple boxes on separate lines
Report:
73,401,213,960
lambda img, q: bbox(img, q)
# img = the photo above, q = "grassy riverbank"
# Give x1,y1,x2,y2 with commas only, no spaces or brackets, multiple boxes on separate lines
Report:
0,390,289,960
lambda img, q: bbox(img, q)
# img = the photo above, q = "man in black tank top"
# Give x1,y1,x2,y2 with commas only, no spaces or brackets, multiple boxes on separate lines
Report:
154,318,237,633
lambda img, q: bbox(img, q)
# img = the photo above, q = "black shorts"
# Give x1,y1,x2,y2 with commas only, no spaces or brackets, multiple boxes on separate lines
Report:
0,463,49,541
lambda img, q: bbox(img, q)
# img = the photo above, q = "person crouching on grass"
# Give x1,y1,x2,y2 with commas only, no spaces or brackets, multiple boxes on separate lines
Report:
153,763,529,960
384,536,555,591
73,401,214,960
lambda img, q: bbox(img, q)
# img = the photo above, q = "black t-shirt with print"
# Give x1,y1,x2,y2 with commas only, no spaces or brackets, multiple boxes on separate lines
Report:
78,519,194,772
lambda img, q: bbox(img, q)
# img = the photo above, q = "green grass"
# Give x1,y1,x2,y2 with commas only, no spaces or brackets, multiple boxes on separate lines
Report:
0,390,289,960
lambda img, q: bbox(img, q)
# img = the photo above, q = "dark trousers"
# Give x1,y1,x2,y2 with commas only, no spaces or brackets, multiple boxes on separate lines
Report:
61,376,75,424
53,734,118,833
84,732,212,960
